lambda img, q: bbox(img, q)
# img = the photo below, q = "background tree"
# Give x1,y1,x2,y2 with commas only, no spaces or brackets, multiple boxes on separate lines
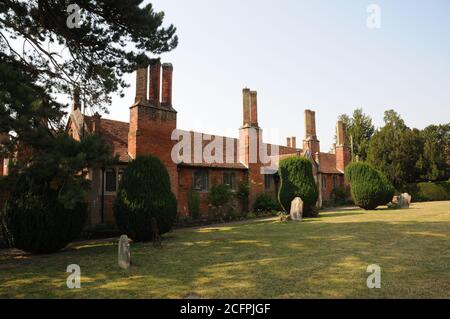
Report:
0,1,178,251
1,0,177,158
1,0,177,189
367,110,422,189
417,124,450,181
338,108,375,161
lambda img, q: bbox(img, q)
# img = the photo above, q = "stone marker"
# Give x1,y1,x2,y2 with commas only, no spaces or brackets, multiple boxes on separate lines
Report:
403,193,412,206
389,193,412,209
399,193,411,208
290,197,303,221
118,235,131,270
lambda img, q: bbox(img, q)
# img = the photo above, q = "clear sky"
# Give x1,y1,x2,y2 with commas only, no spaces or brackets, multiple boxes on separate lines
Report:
105,0,450,151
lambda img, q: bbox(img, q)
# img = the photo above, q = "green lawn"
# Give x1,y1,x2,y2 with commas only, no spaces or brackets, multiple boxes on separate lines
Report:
1,201,449,299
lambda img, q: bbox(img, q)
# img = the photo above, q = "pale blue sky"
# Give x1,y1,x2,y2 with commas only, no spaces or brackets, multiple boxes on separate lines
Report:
106,0,450,151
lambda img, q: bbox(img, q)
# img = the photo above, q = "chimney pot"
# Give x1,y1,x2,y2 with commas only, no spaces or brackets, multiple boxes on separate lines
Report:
161,63,173,107
291,136,297,149
149,62,161,106
93,112,101,133
242,88,251,126
287,137,291,147
304,109,317,139
249,91,258,126
336,121,347,146
135,66,148,103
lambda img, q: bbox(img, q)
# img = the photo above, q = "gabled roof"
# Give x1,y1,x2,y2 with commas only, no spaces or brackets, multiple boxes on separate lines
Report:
84,116,130,163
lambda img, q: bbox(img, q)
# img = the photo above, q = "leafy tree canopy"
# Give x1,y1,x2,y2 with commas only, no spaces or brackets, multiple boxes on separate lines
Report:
0,0,178,182
338,108,374,161
367,110,423,188
417,124,450,181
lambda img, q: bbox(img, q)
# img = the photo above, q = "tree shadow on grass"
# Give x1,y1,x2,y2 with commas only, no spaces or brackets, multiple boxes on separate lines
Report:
318,211,365,219
1,215,449,298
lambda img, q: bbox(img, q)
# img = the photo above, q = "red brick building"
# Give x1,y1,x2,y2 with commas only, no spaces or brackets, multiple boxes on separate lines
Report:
66,62,351,226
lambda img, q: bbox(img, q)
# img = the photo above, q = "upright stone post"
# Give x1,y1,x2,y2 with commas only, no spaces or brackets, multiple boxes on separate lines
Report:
118,235,131,270
290,197,304,221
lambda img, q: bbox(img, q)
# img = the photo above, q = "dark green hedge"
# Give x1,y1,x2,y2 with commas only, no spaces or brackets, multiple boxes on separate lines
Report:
253,193,280,215
114,156,177,242
345,162,395,210
4,178,87,254
278,157,318,217
330,186,352,206
403,181,450,202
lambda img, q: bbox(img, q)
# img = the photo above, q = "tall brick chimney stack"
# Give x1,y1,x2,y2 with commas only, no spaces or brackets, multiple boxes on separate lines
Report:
249,91,258,127
242,89,258,127
161,63,173,107
92,112,102,133
304,110,317,139
303,109,320,155
291,136,297,148
239,87,263,210
242,88,251,125
286,137,291,147
286,137,297,148
149,62,161,106
335,121,351,172
129,62,178,198
135,66,148,103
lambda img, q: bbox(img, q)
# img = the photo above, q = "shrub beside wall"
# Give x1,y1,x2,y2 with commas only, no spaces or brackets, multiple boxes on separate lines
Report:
278,157,318,217
207,184,237,221
404,181,450,202
253,193,280,215
114,156,177,242
345,162,395,210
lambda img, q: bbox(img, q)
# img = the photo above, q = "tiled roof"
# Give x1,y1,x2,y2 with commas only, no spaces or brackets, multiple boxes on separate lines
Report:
80,116,342,175
85,116,130,163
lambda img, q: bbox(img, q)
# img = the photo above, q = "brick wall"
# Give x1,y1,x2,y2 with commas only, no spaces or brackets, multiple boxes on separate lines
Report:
128,104,179,198
336,145,351,173
321,174,345,202
178,167,247,217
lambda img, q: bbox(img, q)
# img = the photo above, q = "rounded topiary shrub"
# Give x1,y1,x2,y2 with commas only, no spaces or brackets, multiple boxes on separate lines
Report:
4,175,87,254
278,157,319,217
114,156,177,242
253,193,280,215
345,162,395,210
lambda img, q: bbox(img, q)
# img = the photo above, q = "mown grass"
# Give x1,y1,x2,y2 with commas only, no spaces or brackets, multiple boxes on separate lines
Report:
0,201,449,299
